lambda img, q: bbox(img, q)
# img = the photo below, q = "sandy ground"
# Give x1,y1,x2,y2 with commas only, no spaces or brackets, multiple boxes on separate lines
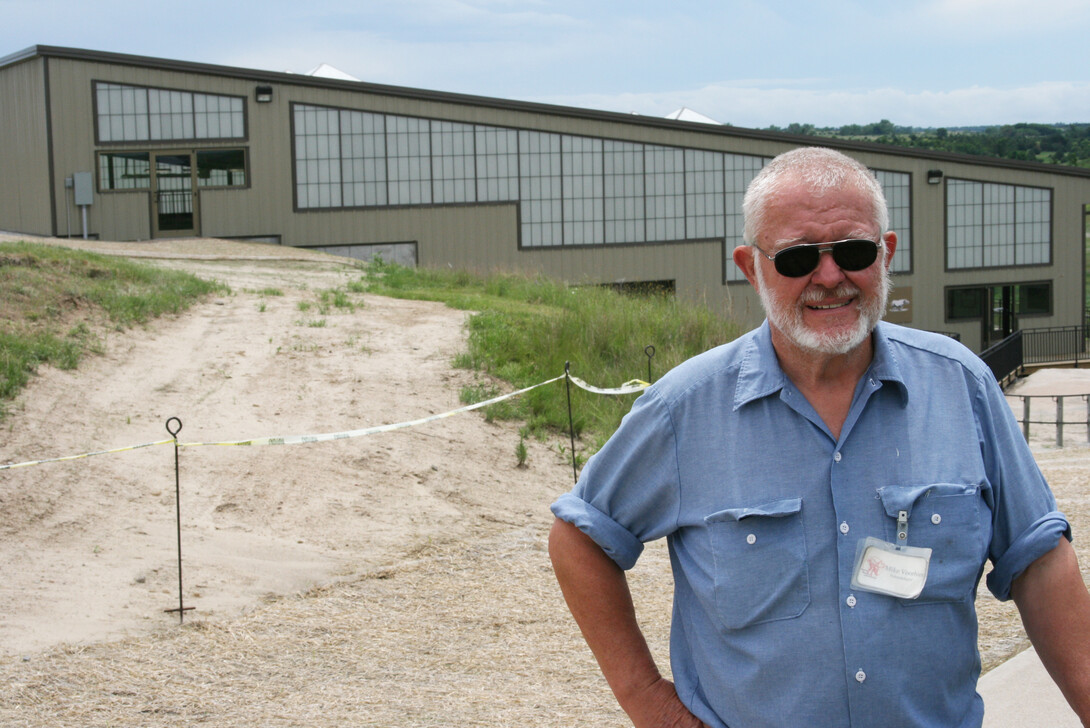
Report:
1,233,1089,726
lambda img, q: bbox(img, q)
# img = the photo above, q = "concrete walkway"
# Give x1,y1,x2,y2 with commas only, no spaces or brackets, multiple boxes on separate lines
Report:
979,647,1080,726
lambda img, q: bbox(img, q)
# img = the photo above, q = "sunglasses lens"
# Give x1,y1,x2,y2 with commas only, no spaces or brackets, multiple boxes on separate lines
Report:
774,247,820,277
833,240,879,271
772,240,879,277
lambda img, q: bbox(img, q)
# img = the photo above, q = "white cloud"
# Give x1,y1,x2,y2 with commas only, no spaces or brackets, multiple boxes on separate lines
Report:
921,0,1090,33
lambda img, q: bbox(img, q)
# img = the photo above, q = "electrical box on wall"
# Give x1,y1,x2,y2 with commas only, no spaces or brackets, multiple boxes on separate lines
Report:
73,172,94,206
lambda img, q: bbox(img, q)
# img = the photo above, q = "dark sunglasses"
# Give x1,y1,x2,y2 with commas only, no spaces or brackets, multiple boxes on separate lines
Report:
754,239,882,278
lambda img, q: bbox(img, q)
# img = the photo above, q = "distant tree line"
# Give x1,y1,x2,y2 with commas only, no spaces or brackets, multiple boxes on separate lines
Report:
759,120,1090,169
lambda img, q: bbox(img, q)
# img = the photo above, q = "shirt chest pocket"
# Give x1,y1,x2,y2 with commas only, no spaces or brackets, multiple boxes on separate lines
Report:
705,498,810,629
877,484,991,605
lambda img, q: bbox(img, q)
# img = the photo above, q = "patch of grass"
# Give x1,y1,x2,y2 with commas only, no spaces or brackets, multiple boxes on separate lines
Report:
362,258,741,453
0,241,228,420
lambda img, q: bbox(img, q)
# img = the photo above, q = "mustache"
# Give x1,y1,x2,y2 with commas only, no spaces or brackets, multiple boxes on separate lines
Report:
798,283,861,305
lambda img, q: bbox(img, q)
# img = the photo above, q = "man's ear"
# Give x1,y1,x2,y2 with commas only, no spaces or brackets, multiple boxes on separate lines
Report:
881,231,898,270
732,245,760,290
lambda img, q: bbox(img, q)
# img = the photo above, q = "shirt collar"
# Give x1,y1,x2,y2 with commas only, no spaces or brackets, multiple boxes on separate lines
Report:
734,321,909,410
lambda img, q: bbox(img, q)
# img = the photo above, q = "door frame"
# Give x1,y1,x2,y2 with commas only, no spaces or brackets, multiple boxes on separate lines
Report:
150,150,200,238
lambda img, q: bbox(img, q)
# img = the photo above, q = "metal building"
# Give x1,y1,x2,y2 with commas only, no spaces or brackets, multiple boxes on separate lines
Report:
2,45,1088,351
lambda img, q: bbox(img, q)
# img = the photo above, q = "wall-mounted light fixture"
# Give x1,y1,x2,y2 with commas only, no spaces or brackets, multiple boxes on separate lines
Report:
255,85,273,103
927,169,944,185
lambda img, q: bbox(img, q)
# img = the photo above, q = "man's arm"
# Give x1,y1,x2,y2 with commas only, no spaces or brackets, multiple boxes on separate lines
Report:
1011,536,1090,725
548,517,705,728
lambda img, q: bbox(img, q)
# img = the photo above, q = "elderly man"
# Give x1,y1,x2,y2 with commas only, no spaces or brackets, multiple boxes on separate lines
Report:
549,147,1090,727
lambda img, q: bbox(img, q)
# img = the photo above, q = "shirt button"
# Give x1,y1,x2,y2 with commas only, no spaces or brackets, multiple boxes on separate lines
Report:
855,670,867,683
746,534,756,545
846,594,857,608
931,513,942,525
839,522,850,535
834,452,842,463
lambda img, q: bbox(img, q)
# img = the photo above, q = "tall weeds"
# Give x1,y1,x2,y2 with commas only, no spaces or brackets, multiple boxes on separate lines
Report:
362,260,742,452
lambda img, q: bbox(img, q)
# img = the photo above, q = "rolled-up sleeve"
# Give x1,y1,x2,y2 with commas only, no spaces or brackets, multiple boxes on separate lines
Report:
550,387,682,570
975,370,1071,601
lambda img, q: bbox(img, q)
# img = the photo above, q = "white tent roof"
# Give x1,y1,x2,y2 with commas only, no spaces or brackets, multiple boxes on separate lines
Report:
303,63,360,82
665,107,721,125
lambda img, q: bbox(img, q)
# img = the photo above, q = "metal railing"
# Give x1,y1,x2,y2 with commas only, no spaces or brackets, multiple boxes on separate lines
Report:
1007,393,1090,447
1021,325,1089,366
980,330,1023,386
980,325,1090,387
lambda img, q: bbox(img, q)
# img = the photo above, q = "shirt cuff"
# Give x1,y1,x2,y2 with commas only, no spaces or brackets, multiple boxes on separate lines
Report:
550,493,644,570
986,511,1071,601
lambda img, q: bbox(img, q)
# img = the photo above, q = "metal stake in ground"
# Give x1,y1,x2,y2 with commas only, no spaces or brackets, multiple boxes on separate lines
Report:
163,417,195,624
565,362,578,484
645,345,656,384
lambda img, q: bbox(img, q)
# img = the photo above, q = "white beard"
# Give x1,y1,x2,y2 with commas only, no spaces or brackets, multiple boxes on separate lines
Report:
755,260,890,356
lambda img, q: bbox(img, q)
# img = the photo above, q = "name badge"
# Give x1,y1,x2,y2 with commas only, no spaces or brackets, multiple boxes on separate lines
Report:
851,536,931,599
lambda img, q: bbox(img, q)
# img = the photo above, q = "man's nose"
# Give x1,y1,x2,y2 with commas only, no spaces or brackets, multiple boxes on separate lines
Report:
809,249,846,287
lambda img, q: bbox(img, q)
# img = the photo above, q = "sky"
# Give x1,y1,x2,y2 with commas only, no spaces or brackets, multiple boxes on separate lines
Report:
4,0,1090,130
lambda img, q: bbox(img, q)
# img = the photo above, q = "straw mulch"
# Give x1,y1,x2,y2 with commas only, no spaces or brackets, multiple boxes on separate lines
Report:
1,514,679,727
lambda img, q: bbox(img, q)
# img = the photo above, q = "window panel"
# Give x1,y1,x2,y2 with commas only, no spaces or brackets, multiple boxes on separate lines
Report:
946,179,1051,269
294,105,342,209
95,82,242,143
98,151,150,190
562,135,603,245
196,149,247,187
519,130,562,246
604,140,645,243
338,110,387,207
724,153,770,282
685,149,725,240
645,145,685,241
387,116,431,206
875,170,911,274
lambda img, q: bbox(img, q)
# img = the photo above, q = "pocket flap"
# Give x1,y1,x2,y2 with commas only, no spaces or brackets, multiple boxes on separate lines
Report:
877,483,979,519
706,497,803,524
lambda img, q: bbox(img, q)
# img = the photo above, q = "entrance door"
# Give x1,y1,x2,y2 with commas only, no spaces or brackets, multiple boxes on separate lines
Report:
982,285,1017,349
151,152,199,237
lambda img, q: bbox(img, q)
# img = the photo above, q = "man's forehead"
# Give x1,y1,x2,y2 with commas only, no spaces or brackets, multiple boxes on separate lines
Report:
762,184,878,237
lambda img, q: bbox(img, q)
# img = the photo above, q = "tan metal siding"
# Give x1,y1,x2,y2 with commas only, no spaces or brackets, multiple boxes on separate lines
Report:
0,57,52,235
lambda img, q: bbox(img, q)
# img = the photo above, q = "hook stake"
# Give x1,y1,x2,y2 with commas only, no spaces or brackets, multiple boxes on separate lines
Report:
163,417,194,624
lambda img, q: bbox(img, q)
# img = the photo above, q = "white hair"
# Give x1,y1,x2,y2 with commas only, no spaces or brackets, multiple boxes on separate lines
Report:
742,147,889,246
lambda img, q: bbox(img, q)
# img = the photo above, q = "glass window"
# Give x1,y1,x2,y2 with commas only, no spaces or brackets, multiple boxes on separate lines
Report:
387,116,431,206
95,82,244,143
476,126,519,202
196,149,247,187
1015,282,1051,315
562,135,603,245
946,179,1051,269
724,153,770,282
294,105,342,208
519,130,562,246
341,110,387,207
604,139,645,244
685,149,725,240
645,145,685,241
98,151,150,190
432,121,476,204
875,170,911,274
946,287,985,320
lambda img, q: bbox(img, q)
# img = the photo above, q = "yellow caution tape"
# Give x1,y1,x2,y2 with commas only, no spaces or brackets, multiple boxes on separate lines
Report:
567,375,650,395
177,374,566,448
0,438,176,471
0,369,651,469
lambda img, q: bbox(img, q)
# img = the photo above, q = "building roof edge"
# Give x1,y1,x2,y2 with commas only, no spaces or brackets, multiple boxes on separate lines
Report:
6,45,1090,181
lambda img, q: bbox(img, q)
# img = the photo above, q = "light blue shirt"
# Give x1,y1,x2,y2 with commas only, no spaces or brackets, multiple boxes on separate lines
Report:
551,321,1069,728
